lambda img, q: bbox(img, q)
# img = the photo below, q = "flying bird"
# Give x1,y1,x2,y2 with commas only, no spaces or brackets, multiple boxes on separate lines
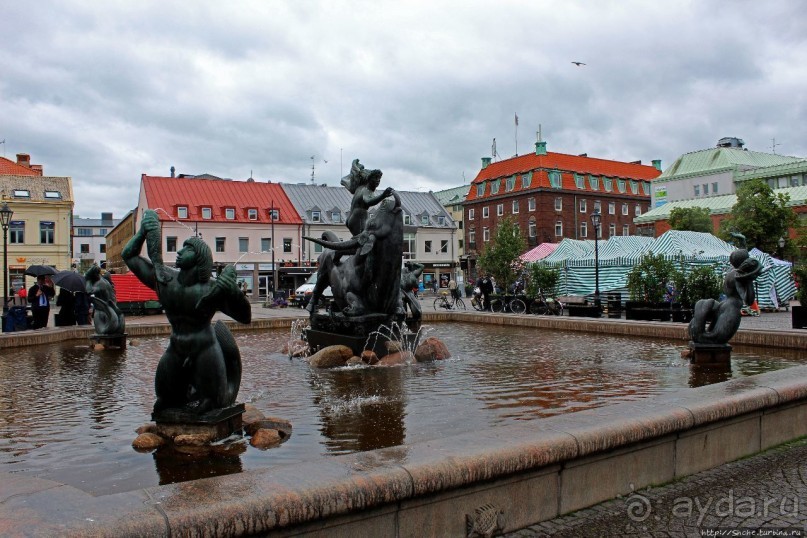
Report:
571,61,586,66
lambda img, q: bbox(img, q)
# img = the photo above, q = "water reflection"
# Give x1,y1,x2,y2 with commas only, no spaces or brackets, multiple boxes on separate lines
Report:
151,443,246,485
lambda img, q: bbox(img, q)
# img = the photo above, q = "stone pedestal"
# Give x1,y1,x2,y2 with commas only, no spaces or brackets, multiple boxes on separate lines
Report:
688,342,732,366
152,403,245,443
90,332,128,349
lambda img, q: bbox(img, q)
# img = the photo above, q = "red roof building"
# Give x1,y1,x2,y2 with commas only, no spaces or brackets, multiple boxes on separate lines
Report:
464,140,661,277
0,154,43,176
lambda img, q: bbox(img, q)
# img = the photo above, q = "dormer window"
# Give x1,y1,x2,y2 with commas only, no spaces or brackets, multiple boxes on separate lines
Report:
247,208,258,220
506,175,516,192
476,182,485,197
574,174,585,189
177,206,188,219
268,209,279,221
225,208,235,220
490,178,501,194
548,170,562,188
311,210,321,223
44,190,62,199
331,210,341,223
201,207,212,219
404,213,411,225
521,172,532,188
437,215,446,226
588,175,599,191
421,215,429,225
13,189,30,198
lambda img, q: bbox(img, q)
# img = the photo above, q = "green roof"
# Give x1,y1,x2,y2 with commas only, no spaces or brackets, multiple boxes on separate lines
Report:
656,147,801,183
735,158,807,181
432,184,470,205
635,185,807,223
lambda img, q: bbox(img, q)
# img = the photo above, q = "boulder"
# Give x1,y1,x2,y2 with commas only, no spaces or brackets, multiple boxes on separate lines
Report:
242,404,266,428
414,337,451,362
385,340,404,353
361,350,379,365
174,433,215,446
135,423,157,435
346,356,364,366
308,345,353,368
245,417,292,438
250,428,283,449
377,351,414,367
132,432,165,450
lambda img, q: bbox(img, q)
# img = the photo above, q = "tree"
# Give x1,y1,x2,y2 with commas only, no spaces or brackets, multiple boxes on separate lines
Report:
626,252,682,303
526,263,561,297
668,207,713,233
720,178,796,253
478,217,526,294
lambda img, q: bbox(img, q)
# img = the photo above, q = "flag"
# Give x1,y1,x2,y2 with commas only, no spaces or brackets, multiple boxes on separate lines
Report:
515,113,519,126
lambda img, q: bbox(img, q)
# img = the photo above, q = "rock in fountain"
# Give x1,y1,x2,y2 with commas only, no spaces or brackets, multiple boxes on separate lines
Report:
302,159,422,357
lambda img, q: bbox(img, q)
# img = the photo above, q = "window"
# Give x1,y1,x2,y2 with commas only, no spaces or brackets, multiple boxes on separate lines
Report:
506,175,516,192
314,242,323,254
528,197,536,211
99,229,107,236
483,227,490,242
616,179,626,193
521,172,532,188
440,240,448,253
496,204,503,216
425,240,432,253
580,222,587,238
167,236,177,252
404,213,411,225
528,217,536,238
575,174,585,189
13,189,30,198
608,202,615,215
594,200,601,214
635,204,642,216
403,233,416,259
216,237,225,252
283,238,292,253
491,178,501,194
458,239,464,249
260,238,270,252
311,210,321,223
468,208,475,220
202,207,212,219
44,190,61,199
713,182,719,193
225,208,235,220
80,243,90,254
630,180,639,194
512,200,519,213
609,223,616,237
483,206,489,218
579,199,587,212
476,182,485,197
421,215,429,225
177,206,188,219
99,244,106,254
623,224,630,236
622,203,629,215
703,184,709,195
9,221,24,244
555,220,563,237
602,177,613,192
239,237,249,253
331,211,341,223
588,175,599,190
694,185,700,196
248,208,258,220
549,170,562,188
468,229,475,245
40,221,54,244
554,197,562,211
269,209,279,221
438,215,446,225
77,228,93,236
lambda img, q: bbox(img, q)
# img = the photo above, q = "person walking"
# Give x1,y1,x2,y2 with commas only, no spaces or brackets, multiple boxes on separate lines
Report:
28,275,55,329
448,278,459,300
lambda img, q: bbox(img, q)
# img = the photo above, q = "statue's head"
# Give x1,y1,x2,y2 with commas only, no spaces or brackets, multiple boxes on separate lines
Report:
85,265,101,282
729,248,749,269
179,237,213,282
341,159,383,193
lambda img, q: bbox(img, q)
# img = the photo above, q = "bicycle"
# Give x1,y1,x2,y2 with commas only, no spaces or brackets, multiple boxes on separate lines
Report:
469,287,485,311
433,291,466,311
489,294,527,314
529,291,564,316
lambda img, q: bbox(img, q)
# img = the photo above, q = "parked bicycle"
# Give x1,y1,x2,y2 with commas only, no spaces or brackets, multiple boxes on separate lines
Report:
470,287,485,311
490,294,527,314
529,290,564,316
433,291,466,311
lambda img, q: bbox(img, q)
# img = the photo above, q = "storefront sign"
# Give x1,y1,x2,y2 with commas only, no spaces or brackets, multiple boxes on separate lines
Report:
236,263,255,271
432,263,451,267
258,263,275,270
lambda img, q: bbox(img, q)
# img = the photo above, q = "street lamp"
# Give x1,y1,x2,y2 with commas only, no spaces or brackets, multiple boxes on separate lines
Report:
590,210,601,307
778,236,786,260
1,202,13,317
270,201,278,296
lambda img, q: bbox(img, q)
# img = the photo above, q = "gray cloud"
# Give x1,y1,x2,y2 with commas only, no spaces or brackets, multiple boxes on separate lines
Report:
1,0,805,217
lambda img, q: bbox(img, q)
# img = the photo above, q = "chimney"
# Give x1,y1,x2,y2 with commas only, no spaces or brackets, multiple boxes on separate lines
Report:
101,212,113,225
652,159,662,171
170,166,176,178
481,157,492,169
16,154,31,168
535,141,547,156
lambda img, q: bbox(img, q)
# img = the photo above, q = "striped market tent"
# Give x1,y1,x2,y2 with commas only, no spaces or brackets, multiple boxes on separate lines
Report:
520,243,559,262
527,231,796,307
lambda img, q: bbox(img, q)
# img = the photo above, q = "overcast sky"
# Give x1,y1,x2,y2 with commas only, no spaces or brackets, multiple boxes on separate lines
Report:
2,1,805,217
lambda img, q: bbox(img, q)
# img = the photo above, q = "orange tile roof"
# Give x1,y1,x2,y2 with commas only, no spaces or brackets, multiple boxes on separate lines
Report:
0,156,42,176
467,151,660,201
141,175,303,225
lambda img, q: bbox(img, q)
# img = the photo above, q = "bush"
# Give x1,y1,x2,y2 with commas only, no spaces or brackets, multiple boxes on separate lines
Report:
526,263,560,297
681,264,723,307
626,253,683,303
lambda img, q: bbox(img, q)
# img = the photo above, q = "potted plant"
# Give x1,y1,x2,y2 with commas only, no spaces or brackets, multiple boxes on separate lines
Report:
793,264,807,329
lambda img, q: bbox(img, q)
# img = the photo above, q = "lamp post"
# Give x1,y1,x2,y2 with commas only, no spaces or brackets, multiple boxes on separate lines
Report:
778,236,786,260
270,201,278,296
1,202,13,317
590,210,601,307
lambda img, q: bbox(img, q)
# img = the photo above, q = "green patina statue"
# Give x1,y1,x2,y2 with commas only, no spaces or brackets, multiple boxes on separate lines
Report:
85,265,125,335
123,209,251,415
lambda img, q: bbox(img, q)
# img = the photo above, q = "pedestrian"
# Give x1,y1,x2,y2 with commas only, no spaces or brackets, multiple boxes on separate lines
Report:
28,275,55,329
476,274,494,311
448,278,459,300
432,279,439,295
54,288,77,326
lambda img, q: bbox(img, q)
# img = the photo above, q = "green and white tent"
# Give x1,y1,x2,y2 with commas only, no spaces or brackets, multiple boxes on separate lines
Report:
529,231,795,307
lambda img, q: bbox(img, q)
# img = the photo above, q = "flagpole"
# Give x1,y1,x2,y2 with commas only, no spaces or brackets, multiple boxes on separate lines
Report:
514,113,519,156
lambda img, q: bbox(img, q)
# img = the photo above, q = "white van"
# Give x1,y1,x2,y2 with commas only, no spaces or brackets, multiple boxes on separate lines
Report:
294,273,332,308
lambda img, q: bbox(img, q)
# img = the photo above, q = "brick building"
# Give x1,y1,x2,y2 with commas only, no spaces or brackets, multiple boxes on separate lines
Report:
463,140,661,279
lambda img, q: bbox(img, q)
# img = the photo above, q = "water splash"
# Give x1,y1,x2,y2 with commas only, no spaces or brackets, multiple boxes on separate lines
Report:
365,321,429,363
287,319,312,358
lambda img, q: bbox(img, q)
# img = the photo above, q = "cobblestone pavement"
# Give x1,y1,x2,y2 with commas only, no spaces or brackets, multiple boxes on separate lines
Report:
505,438,807,537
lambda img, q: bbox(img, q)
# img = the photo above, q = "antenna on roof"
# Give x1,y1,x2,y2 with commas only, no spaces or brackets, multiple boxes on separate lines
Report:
0,139,5,158
771,138,781,154
311,155,315,184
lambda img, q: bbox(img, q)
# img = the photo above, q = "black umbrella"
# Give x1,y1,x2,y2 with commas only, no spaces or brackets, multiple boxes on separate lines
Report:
51,271,87,294
24,265,57,277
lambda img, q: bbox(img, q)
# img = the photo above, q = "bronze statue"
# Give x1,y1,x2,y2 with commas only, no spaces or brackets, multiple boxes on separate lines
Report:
400,261,424,321
689,248,762,345
123,209,251,415
85,265,125,335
